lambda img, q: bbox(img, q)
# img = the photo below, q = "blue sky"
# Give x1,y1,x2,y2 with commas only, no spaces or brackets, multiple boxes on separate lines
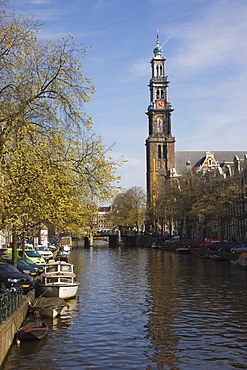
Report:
7,0,247,195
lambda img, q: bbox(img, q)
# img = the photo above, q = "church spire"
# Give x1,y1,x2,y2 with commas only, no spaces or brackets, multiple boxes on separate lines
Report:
145,35,175,229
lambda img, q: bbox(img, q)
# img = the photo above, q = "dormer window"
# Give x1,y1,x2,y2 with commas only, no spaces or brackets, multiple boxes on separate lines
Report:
208,159,212,166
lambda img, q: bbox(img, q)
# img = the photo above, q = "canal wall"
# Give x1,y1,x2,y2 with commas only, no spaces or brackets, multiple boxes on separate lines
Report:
122,234,155,247
0,290,35,367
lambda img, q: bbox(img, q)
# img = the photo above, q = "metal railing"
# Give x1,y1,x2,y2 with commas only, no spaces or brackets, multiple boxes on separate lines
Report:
0,288,23,325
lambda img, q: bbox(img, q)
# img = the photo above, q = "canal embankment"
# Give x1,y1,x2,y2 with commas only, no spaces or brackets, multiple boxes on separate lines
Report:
0,289,35,367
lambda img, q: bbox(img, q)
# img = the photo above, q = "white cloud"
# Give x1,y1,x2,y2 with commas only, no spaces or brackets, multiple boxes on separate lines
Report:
6,0,247,192
128,57,150,79
171,1,247,73
25,0,50,3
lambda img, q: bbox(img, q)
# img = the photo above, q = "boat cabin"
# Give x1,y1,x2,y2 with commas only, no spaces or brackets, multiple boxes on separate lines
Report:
44,276,74,285
45,261,74,274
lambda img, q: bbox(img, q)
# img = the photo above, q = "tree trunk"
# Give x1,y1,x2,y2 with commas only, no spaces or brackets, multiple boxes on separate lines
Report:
12,225,17,267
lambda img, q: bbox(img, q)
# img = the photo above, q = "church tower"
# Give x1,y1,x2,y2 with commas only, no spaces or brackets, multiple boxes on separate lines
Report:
145,36,175,213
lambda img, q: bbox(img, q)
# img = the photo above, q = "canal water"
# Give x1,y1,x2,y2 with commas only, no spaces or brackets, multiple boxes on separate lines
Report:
2,245,247,369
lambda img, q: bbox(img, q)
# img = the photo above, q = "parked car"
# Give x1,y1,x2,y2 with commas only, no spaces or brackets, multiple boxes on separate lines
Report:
1,248,46,265
17,242,35,249
18,258,45,275
0,262,34,293
216,243,240,253
0,258,38,277
156,235,172,243
230,244,247,254
23,249,46,265
200,239,229,249
176,238,203,247
36,246,54,261
199,241,220,249
47,243,57,252
206,243,222,251
50,236,59,246
181,239,203,248
16,259,39,276
174,239,190,246
164,236,181,244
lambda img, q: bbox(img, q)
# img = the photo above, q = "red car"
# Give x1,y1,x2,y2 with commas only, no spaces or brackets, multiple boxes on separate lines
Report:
185,240,204,248
199,241,216,249
175,239,190,247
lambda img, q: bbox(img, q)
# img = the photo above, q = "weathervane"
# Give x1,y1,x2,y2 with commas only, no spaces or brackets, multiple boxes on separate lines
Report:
156,29,170,47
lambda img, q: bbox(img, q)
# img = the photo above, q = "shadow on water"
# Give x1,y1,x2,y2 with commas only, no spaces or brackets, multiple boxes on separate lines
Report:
2,297,79,370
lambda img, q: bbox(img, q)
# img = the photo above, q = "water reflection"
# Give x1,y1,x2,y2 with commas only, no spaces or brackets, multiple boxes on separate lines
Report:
145,250,247,369
45,299,78,331
17,337,48,356
144,251,181,369
3,247,247,369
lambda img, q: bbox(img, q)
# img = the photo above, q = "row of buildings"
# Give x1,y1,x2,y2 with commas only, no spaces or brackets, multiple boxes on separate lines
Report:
90,36,247,241
145,35,247,241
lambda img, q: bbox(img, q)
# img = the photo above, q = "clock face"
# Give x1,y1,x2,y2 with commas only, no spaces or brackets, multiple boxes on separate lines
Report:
156,100,164,109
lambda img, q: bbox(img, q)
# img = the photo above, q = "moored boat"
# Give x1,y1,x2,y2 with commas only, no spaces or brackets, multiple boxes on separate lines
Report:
195,253,209,259
30,296,69,318
175,247,191,254
55,250,69,262
37,261,80,300
208,254,225,261
17,311,48,341
151,241,161,248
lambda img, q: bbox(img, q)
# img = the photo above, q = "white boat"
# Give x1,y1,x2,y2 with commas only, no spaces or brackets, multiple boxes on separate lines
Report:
37,261,80,300
175,247,191,254
30,297,69,318
151,241,160,248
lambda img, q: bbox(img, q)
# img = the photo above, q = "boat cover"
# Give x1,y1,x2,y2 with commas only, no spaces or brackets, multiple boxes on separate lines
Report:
31,297,69,309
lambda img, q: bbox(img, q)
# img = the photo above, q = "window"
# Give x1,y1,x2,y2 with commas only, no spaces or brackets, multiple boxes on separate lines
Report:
158,145,161,159
163,145,167,159
61,265,72,272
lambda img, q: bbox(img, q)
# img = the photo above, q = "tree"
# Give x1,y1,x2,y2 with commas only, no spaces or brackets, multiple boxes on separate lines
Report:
0,3,124,261
156,170,245,240
0,8,94,157
190,174,243,240
156,174,205,237
156,180,179,235
111,187,146,232
0,111,123,234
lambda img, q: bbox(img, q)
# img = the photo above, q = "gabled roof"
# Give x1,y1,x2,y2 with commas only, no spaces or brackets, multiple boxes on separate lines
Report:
175,151,247,175
193,156,206,168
